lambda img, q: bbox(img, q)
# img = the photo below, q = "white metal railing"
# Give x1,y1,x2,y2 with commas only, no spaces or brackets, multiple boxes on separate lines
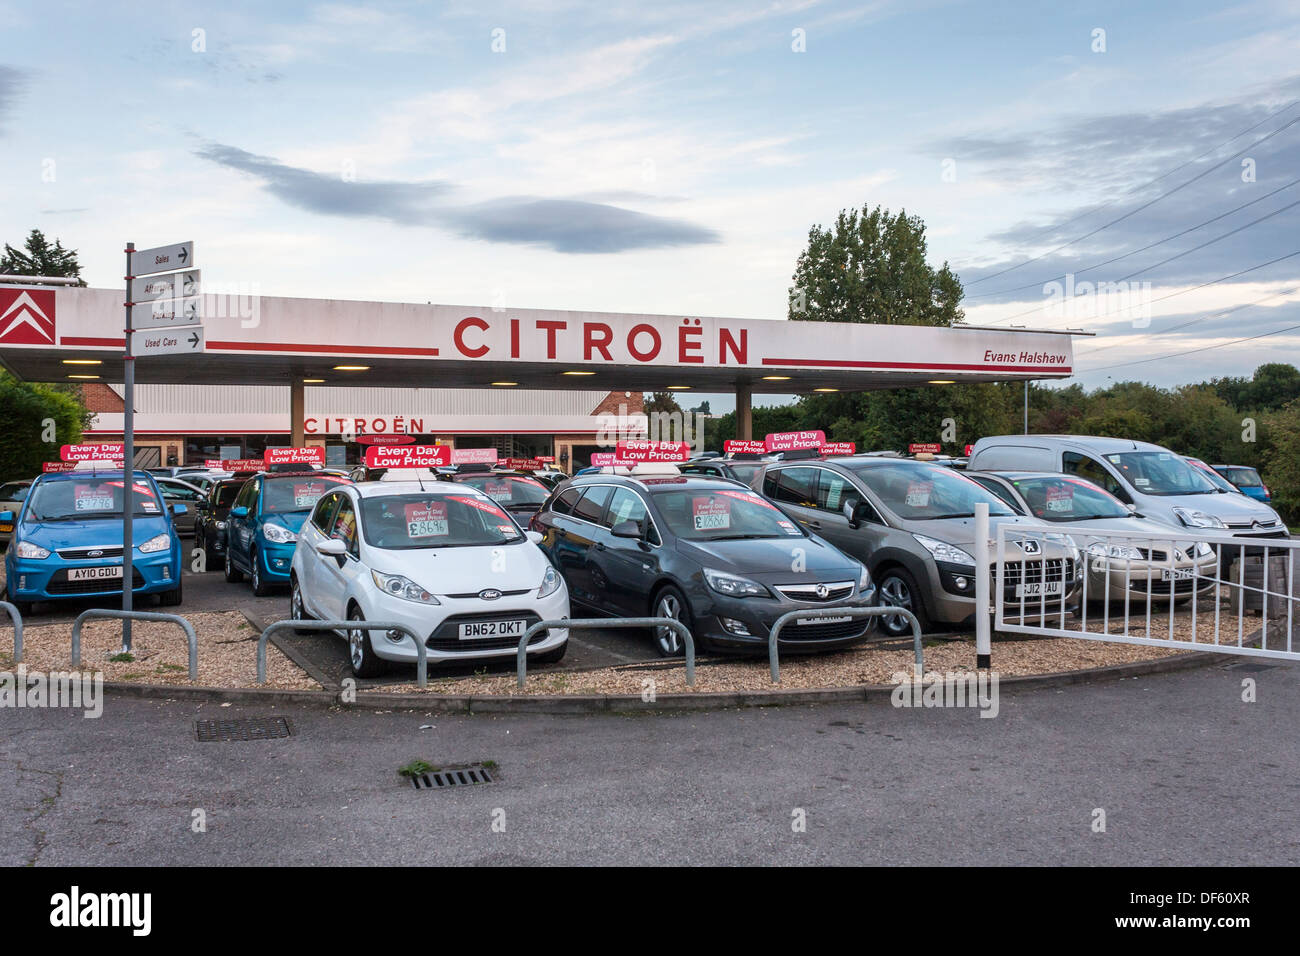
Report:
979,506,1299,662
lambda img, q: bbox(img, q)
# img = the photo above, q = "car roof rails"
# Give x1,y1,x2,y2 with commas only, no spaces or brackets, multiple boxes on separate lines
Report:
779,448,822,461
454,462,494,474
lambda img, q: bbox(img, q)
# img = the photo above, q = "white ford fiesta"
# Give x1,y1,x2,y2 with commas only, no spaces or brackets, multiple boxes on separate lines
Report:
289,480,569,677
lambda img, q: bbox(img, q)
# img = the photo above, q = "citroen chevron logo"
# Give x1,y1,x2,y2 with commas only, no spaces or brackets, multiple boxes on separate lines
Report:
0,289,56,345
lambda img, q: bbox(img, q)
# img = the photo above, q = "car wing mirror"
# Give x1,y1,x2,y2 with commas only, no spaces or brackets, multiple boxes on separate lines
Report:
0,510,13,523
171,503,188,515
843,498,870,528
316,538,347,556
611,519,643,539
230,506,249,518
526,530,544,545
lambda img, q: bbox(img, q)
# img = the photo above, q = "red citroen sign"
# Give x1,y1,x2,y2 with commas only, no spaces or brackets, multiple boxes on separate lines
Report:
0,288,56,345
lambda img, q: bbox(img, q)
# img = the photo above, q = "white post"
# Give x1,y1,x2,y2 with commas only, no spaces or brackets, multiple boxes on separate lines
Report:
974,501,991,668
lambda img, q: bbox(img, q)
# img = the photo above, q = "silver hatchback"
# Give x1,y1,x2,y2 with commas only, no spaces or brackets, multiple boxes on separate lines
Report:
754,457,1081,635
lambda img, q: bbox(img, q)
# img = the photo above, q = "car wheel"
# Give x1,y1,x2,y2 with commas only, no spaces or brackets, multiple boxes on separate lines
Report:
159,574,183,606
877,567,929,637
224,544,244,583
249,548,272,597
651,585,694,657
290,574,313,634
347,605,384,678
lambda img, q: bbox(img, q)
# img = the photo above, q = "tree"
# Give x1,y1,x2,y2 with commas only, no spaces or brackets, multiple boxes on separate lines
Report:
788,204,963,326
1262,399,1300,528
644,391,683,418
0,229,86,285
1212,363,1300,413
0,371,85,478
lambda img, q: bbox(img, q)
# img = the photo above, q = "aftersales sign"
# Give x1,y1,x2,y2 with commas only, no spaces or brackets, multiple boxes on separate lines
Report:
364,445,452,468
765,430,825,452
265,446,326,466
615,440,691,462
61,443,125,462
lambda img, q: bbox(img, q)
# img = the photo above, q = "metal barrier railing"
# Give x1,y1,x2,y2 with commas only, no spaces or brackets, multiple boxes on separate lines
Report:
517,617,695,688
767,606,923,683
72,609,198,680
257,619,428,687
0,601,23,664
981,511,1300,664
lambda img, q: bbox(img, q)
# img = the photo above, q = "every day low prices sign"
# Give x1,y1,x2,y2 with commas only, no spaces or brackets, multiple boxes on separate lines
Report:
364,444,452,469
265,446,326,467
614,440,691,463
764,430,825,452
60,443,125,463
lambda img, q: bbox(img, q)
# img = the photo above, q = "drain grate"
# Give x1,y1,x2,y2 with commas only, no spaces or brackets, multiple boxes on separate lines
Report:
410,763,496,790
195,716,295,742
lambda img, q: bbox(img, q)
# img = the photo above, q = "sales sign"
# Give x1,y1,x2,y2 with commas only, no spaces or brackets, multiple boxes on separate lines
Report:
61,443,125,462
364,445,452,469
764,430,825,452
615,440,691,463
265,446,326,466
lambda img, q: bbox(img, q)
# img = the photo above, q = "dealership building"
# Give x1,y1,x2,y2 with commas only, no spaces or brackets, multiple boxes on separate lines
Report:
0,282,1079,469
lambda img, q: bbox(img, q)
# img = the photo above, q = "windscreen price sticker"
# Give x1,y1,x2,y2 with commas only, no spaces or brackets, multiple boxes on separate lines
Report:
692,497,731,531
615,440,691,462
485,481,512,499
61,443,125,462
293,482,326,508
404,502,449,538
764,430,825,452
1045,484,1074,513
74,485,114,511
905,481,933,508
265,447,326,466
364,445,452,469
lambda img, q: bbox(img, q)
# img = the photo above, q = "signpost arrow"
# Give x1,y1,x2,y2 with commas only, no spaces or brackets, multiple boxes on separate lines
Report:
135,296,202,329
134,270,200,302
131,241,196,276
135,325,205,356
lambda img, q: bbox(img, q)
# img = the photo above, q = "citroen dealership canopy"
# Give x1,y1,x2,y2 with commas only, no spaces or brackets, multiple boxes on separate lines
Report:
0,285,1078,392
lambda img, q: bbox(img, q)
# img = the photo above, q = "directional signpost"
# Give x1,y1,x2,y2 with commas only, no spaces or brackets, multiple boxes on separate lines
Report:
120,240,203,650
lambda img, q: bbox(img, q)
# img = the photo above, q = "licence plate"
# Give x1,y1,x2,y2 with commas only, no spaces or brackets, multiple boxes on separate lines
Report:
1015,581,1062,598
798,615,851,625
458,619,526,640
68,566,123,581
1161,567,1197,581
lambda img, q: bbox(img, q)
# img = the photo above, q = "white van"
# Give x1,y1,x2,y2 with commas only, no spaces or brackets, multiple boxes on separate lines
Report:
968,436,1287,541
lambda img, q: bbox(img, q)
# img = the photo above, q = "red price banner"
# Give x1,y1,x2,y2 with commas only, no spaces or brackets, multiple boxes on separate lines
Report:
451,447,499,465
589,453,621,467
364,444,452,469
764,430,825,452
203,459,223,469
265,446,326,466
501,457,542,470
723,439,767,454
908,443,942,454
615,440,691,463
535,456,556,464
221,459,266,472
60,443,125,462
42,461,80,473
819,442,856,456
964,444,974,456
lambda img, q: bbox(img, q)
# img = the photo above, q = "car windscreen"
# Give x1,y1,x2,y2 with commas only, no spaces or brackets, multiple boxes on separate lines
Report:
0,482,30,501
1108,451,1216,496
849,461,1016,520
456,475,550,508
25,477,163,521
214,483,242,507
1011,477,1129,521
261,476,349,514
1220,467,1263,488
651,488,805,540
359,493,524,549
725,462,763,484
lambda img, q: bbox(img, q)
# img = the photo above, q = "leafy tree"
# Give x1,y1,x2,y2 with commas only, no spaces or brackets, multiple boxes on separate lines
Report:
788,204,963,326
1261,399,1300,528
0,229,86,285
0,371,85,478
1212,363,1300,413
644,391,683,418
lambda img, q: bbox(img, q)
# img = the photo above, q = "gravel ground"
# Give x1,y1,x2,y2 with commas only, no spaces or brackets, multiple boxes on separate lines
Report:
0,610,319,690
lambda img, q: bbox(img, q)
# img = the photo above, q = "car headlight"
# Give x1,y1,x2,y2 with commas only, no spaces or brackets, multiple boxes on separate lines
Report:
703,568,769,598
914,534,975,568
1086,542,1143,560
138,533,171,553
857,563,871,591
1194,541,1215,557
15,540,50,559
537,564,563,599
371,569,440,604
262,524,298,544
1172,507,1225,529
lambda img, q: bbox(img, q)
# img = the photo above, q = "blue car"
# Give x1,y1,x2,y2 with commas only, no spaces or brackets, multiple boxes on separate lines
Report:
1212,464,1271,503
223,471,351,595
1,469,186,615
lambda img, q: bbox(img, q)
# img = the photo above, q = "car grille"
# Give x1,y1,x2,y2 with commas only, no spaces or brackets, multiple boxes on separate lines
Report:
46,569,145,594
1126,578,1211,595
443,588,532,599
773,581,855,602
426,611,547,652
56,546,125,559
779,617,871,641
1135,547,1169,562
994,559,1075,595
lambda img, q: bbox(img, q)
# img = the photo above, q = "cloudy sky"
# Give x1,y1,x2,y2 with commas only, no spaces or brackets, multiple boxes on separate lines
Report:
1,0,1298,409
